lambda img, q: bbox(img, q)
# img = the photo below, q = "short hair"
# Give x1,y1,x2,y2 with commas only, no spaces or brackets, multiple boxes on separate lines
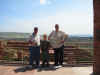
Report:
55,24,59,28
34,27,38,30
43,34,47,37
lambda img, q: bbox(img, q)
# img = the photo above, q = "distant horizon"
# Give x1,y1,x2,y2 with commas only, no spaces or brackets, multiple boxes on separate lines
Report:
0,31,93,36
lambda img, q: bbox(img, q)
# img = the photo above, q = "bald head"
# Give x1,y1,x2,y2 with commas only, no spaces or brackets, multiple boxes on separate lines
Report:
55,24,59,32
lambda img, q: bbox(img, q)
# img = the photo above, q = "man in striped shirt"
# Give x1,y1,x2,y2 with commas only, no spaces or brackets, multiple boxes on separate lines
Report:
49,24,68,67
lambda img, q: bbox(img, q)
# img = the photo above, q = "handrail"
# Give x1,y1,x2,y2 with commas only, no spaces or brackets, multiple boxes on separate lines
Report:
0,41,94,65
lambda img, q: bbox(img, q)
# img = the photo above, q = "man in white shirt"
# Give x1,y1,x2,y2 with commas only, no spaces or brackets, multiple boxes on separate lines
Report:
29,27,40,68
49,24,68,67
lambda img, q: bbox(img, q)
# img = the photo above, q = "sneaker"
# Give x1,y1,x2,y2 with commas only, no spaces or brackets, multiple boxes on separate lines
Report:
54,66,59,69
58,65,62,68
54,65,63,69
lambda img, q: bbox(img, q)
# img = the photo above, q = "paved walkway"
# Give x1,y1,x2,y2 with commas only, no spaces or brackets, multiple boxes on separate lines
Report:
0,65,92,75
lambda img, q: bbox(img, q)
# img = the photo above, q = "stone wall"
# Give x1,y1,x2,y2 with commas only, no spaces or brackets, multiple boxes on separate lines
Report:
94,0,100,74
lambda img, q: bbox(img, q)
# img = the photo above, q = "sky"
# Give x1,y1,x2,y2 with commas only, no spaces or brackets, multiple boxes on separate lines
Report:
0,0,93,35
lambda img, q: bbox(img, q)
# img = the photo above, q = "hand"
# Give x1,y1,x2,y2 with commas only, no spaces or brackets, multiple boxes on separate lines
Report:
29,41,36,46
40,48,42,53
34,42,37,46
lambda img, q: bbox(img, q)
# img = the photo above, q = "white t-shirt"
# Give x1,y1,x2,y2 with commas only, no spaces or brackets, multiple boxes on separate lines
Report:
29,33,40,46
49,31,67,48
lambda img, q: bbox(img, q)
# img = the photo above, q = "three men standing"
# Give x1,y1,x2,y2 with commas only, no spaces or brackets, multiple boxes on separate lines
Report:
29,24,68,68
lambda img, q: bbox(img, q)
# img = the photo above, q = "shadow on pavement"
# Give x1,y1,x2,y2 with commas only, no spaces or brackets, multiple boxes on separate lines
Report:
14,65,57,73
14,66,34,73
37,66,57,72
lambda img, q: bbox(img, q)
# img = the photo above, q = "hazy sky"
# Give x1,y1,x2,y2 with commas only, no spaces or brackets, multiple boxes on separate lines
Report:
0,0,93,35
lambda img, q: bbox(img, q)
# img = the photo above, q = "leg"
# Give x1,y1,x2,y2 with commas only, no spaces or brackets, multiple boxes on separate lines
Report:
36,60,40,67
29,46,34,65
42,60,46,67
54,48,59,66
46,52,50,66
35,46,40,67
46,59,50,67
42,60,45,67
59,46,64,65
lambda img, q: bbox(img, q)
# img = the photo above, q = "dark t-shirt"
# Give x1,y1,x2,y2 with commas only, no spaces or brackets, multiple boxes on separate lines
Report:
40,40,50,52
40,40,50,60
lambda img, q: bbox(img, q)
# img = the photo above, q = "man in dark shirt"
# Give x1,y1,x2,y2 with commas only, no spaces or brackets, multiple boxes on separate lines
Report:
40,34,50,67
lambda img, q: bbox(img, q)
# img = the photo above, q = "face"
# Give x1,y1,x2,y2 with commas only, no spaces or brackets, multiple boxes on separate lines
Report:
34,28,38,34
55,24,59,32
43,35,47,40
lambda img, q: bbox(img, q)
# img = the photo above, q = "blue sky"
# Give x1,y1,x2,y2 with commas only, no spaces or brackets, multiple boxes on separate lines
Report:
0,0,93,35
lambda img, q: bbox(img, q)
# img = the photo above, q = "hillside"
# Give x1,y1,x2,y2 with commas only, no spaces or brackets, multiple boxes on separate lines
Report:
0,32,93,42
0,32,30,38
0,32,31,41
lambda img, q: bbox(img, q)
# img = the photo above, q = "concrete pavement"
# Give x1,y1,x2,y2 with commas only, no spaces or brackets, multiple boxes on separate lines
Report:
0,65,92,75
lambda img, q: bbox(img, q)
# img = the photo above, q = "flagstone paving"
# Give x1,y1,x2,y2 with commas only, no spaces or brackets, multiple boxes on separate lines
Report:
0,65,92,75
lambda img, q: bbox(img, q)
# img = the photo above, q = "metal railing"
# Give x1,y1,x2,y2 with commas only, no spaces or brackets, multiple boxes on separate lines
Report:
0,41,93,65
